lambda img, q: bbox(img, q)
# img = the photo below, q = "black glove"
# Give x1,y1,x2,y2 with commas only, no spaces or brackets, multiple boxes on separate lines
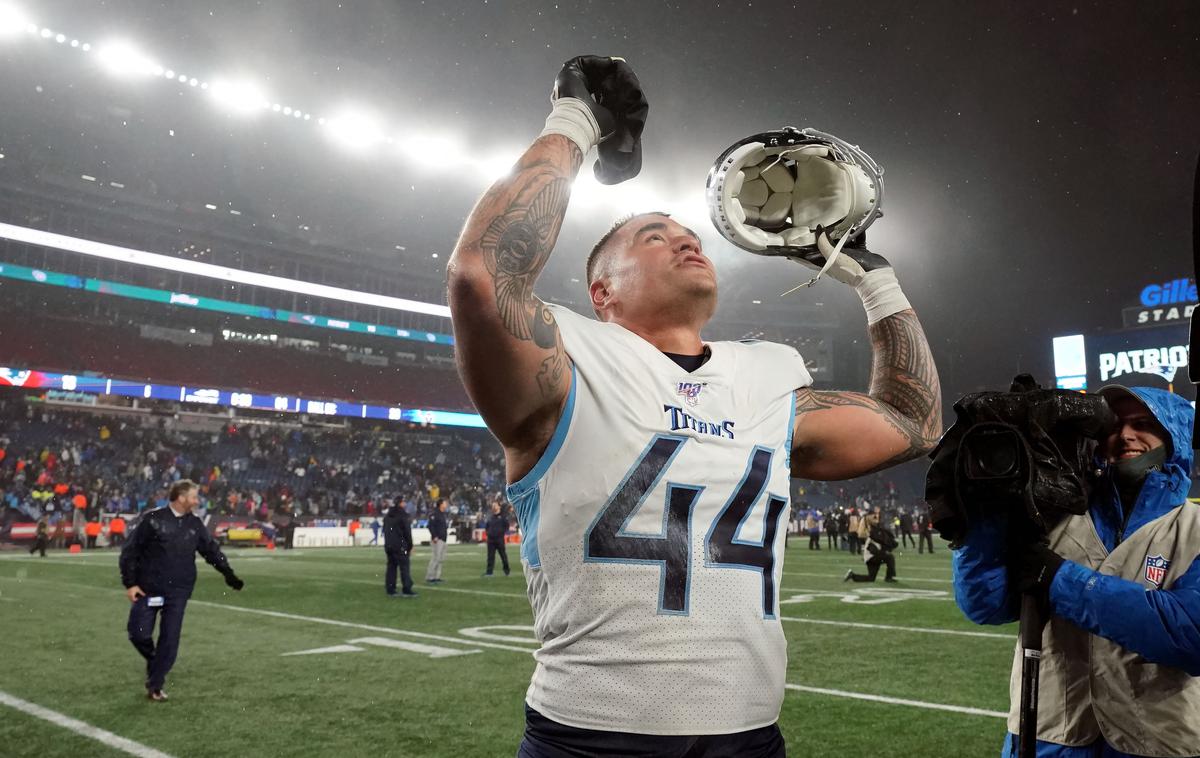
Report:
224,571,245,591
1011,543,1064,595
552,56,648,185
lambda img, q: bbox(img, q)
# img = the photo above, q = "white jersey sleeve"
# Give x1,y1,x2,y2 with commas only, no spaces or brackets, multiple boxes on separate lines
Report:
507,304,811,735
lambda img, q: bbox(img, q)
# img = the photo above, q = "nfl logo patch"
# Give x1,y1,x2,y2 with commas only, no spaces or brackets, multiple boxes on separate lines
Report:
676,381,703,407
1145,554,1169,588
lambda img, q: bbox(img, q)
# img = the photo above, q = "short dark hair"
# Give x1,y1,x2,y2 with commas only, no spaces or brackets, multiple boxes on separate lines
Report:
169,480,197,502
436,498,447,507
585,211,671,285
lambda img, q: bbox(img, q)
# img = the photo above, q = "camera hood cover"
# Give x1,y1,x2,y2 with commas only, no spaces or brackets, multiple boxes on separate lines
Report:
925,375,1117,546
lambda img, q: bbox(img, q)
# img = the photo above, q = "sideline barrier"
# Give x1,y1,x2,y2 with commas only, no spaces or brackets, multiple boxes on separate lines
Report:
292,525,462,548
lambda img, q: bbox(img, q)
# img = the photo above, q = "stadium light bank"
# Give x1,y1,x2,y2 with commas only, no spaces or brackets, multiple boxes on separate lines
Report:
0,221,452,319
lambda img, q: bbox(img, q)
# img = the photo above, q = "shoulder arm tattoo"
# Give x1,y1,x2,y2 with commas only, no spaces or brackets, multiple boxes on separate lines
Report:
473,147,582,399
794,310,941,470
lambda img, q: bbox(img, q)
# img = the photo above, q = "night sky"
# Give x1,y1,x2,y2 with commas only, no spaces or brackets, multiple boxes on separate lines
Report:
2,0,1199,403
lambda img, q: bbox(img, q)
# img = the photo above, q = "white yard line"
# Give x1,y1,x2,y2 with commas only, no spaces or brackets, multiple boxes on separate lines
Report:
235,566,529,599
418,584,527,599
784,683,1006,718
783,571,953,584
0,690,178,758
780,616,1013,640
189,600,537,653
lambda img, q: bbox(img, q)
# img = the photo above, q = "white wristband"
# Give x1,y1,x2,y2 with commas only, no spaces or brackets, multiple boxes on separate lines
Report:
854,267,912,325
540,97,602,156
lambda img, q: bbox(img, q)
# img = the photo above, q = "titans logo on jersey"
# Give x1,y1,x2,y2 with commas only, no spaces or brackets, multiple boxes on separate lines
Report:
663,404,735,439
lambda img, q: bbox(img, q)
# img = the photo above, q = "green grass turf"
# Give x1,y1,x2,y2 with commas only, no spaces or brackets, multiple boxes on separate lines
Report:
0,539,1014,757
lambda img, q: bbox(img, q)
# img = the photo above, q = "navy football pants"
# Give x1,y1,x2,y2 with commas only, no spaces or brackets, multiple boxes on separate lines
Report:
127,594,188,690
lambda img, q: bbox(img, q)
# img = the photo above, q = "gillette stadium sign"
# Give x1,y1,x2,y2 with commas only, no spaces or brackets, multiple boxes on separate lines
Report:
1123,277,1197,328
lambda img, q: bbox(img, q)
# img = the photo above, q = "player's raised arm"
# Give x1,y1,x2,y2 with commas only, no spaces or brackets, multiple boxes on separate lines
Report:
447,57,645,470
447,133,579,447
790,235,942,480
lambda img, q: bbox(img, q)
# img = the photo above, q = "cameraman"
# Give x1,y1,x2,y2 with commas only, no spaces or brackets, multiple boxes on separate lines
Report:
952,385,1200,757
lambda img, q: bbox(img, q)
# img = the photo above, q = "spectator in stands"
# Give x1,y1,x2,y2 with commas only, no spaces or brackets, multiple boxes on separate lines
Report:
425,498,449,584
109,515,127,547
120,479,244,701
29,516,49,557
484,501,510,578
383,496,416,598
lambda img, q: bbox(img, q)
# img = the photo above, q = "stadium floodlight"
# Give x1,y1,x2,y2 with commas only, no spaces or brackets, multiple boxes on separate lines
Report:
0,4,31,39
399,134,461,169
209,79,268,114
96,41,158,78
477,150,519,182
568,173,609,209
323,110,384,152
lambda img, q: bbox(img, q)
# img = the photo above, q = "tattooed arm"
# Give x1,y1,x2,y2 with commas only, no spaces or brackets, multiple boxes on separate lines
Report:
791,309,942,480
447,135,580,476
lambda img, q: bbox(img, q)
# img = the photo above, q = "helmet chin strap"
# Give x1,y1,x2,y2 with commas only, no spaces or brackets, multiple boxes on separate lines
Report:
780,228,851,296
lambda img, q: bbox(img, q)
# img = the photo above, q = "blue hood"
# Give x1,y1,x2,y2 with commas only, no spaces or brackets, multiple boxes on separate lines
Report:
1096,386,1194,537
1120,386,1194,477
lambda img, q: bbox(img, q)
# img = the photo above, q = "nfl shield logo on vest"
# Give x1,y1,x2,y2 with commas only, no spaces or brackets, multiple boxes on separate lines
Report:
1144,554,1170,588
676,382,703,407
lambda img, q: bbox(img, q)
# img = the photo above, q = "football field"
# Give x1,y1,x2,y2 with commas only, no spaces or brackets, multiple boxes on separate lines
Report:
0,540,1013,757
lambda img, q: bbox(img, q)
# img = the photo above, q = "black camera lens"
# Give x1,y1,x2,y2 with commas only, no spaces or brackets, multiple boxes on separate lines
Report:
974,436,1019,477
963,427,1023,480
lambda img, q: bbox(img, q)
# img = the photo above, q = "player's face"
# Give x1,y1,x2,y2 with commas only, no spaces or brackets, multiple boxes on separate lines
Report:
1103,396,1168,463
599,214,717,321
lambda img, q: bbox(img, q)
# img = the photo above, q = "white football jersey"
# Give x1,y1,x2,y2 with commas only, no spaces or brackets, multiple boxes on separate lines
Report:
507,304,811,735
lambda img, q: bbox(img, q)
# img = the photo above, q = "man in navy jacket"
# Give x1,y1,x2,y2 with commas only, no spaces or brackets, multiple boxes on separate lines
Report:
120,479,243,701
953,386,1200,757
484,501,510,577
384,496,416,597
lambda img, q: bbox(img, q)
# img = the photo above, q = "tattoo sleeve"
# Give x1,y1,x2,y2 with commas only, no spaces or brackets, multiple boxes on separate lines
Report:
794,310,942,472
448,135,582,413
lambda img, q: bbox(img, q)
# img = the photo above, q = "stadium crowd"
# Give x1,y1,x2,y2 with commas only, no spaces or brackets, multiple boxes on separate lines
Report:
0,396,508,544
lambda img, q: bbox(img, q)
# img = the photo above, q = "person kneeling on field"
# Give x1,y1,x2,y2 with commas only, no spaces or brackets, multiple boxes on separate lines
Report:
845,522,898,583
